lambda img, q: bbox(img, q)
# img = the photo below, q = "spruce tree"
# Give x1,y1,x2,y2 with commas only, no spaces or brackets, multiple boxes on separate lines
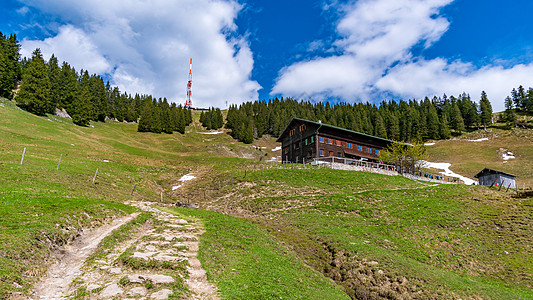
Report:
47,54,61,110
479,91,492,131
450,103,465,133
15,48,51,115
503,96,516,129
0,33,21,99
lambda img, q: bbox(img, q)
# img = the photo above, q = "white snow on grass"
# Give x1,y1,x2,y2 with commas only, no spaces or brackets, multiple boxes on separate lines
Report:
172,173,196,190
199,131,224,135
468,137,489,142
424,142,435,146
421,160,477,185
503,152,515,160
272,146,282,151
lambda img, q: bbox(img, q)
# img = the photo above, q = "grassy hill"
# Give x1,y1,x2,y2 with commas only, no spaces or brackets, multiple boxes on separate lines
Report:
424,127,533,188
0,97,531,299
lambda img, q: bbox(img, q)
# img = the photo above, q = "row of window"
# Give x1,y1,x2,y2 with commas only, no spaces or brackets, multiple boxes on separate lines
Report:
289,124,307,136
317,137,380,155
318,149,381,157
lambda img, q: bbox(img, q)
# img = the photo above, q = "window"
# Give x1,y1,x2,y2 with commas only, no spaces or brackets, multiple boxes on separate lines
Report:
327,138,333,144
336,140,341,146
357,145,362,151
299,124,306,131
337,152,341,158
319,137,324,143
375,149,380,155
320,149,325,156
347,142,353,149
367,147,372,153
305,139,308,146
328,151,333,157
311,136,314,143
289,129,295,136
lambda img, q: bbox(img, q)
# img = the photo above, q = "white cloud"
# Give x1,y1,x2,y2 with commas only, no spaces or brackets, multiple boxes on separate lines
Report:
18,0,260,108
377,59,533,111
21,25,111,74
272,0,533,112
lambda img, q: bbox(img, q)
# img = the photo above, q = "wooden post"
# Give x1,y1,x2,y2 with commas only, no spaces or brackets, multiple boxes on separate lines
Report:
92,168,99,184
20,147,26,165
131,183,137,195
57,154,62,170
490,179,497,188
160,191,163,202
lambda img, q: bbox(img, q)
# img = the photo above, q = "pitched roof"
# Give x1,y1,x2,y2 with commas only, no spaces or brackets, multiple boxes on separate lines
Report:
276,117,398,144
474,168,517,178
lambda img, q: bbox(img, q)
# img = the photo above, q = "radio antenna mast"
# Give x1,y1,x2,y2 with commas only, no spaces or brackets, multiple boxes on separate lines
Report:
185,58,192,108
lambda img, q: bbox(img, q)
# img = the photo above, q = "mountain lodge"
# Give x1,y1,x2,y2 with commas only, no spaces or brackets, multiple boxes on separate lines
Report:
276,118,396,164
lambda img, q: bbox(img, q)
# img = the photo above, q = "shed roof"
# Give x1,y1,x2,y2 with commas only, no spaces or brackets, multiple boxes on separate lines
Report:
474,168,517,178
276,117,398,144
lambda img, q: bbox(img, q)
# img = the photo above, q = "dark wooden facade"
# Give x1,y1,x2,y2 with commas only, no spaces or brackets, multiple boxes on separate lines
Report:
276,118,395,164
474,168,517,188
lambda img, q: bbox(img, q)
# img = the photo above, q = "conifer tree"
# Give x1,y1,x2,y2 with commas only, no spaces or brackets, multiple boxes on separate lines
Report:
15,48,51,115
479,91,492,131
47,54,61,110
450,103,465,133
503,96,516,129
0,33,21,99
57,62,78,111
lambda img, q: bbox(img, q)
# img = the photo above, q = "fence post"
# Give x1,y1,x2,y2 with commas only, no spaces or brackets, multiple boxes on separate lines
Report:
57,154,62,170
131,183,137,195
160,191,163,202
92,168,99,184
20,147,26,165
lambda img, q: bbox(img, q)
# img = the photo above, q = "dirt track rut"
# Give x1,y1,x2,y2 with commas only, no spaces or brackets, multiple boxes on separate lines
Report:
31,201,218,299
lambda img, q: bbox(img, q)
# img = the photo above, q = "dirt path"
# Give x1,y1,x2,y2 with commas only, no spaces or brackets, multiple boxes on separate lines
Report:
31,213,139,299
31,201,219,299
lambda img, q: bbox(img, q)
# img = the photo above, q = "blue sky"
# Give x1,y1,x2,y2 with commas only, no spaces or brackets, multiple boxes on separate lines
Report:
2,0,533,111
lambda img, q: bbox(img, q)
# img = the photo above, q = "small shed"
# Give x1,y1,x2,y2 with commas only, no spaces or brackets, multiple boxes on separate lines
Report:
474,168,517,189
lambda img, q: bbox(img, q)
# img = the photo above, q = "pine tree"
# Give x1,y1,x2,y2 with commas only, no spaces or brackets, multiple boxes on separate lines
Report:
479,91,492,131
0,33,21,99
503,96,516,129
58,62,78,111
450,103,465,134
15,48,51,115
47,54,61,110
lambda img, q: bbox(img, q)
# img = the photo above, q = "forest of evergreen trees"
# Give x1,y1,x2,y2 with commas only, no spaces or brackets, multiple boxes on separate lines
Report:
199,108,223,130
226,87,532,144
0,32,191,133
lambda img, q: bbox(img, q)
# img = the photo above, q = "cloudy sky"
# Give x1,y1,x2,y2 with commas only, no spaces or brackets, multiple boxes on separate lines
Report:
2,0,533,111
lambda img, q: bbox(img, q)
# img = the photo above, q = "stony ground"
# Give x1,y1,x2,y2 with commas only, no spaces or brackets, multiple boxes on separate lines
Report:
31,201,218,300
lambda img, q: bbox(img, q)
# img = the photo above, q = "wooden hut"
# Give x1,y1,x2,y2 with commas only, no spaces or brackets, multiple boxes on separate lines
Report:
474,168,517,188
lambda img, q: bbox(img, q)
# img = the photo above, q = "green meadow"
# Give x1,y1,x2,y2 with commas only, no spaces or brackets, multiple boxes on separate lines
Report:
1,97,531,299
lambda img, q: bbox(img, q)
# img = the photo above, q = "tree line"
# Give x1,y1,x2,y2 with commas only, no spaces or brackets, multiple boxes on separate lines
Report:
0,32,191,133
225,92,497,144
199,108,223,130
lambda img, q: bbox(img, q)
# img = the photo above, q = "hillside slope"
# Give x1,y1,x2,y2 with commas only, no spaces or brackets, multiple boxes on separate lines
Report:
0,98,531,299
424,128,533,187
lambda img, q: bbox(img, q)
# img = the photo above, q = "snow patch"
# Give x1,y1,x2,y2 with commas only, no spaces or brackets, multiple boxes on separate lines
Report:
272,146,282,151
199,131,223,135
172,174,196,190
468,138,489,142
424,142,435,146
502,152,515,160
421,160,477,185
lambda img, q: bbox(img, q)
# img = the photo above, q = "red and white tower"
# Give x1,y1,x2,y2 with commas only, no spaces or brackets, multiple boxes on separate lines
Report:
185,58,193,108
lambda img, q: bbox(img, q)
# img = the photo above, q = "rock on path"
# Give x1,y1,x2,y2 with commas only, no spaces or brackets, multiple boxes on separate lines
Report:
31,200,219,299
